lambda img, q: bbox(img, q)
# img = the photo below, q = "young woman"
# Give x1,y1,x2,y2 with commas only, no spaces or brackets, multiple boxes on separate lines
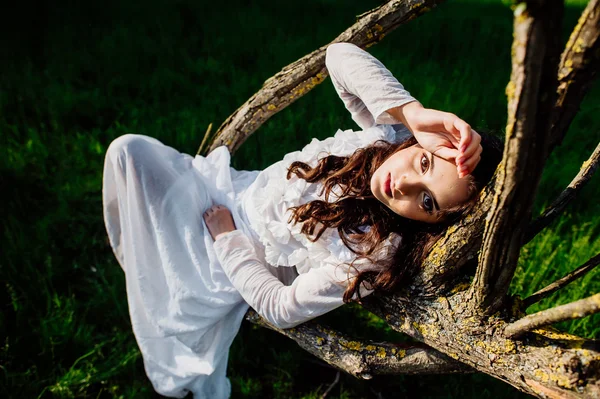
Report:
102,42,502,398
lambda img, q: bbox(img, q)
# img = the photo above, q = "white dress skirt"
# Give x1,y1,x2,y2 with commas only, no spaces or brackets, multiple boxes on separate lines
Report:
101,127,405,398
103,134,260,398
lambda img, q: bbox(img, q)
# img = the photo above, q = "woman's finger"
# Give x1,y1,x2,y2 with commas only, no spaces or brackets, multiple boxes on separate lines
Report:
453,118,472,153
441,114,463,144
433,147,460,164
442,131,460,148
457,133,481,165
462,150,482,175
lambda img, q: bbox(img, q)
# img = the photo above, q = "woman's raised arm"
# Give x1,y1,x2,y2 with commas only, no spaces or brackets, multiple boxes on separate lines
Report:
325,42,418,130
326,42,482,176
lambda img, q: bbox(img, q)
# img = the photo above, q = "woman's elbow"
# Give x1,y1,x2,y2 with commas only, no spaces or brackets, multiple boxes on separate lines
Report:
325,42,356,67
260,305,310,329
262,313,302,329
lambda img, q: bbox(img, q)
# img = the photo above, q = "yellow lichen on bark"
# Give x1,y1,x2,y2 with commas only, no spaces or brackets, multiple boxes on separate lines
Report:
505,80,517,106
412,320,440,337
450,282,469,294
534,369,550,383
534,367,577,390
574,37,586,53
504,340,516,354
340,340,362,351
558,58,574,80
427,243,449,262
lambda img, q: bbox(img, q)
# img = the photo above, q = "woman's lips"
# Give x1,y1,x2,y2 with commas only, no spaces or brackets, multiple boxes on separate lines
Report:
384,173,392,198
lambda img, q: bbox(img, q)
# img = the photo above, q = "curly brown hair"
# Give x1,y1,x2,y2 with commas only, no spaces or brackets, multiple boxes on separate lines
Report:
286,133,503,302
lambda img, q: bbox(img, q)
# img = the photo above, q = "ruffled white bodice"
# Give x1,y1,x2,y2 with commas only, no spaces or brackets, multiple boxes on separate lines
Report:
242,125,400,276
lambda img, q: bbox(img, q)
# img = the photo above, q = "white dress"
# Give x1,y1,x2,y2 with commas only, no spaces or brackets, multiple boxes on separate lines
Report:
102,42,416,398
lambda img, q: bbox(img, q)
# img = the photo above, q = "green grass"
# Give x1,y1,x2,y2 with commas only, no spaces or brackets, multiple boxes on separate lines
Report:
1,0,599,397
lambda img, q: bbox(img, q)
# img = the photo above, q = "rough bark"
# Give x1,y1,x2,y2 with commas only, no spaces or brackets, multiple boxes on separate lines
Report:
471,0,564,315
364,292,600,398
208,0,600,397
548,0,600,151
412,0,600,295
245,310,472,377
204,0,447,155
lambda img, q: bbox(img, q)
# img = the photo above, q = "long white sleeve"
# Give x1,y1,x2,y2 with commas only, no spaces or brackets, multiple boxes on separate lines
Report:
213,230,349,329
325,42,418,130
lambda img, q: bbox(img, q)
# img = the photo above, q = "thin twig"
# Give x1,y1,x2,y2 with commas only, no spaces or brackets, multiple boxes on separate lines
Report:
196,122,213,156
321,371,340,399
523,253,600,309
505,293,600,338
525,141,600,244
370,387,386,399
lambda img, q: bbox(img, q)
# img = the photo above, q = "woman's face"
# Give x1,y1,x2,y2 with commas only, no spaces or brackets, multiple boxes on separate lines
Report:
370,144,472,223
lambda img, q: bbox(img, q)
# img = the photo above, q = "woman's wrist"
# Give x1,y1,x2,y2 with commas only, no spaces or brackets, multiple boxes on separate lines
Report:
388,101,423,130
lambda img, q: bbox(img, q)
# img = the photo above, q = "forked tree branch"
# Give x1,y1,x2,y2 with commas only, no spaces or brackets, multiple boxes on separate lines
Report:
523,253,600,309
204,0,447,155
245,310,471,377
415,0,600,296
548,0,600,151
504,293,600,338
471,0,563,315
525,141,600,244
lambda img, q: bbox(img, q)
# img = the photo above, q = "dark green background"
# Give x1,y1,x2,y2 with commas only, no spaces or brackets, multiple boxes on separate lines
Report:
1,0,599,397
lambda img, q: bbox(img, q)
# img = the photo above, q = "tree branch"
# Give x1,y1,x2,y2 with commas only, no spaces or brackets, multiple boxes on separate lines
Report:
366,291,600,397
408,0,600,297
525,141,600,244
245,310,471,377
522,253,600,309
504,293,600,339
471,0,564,315
548,0,600,151
204,0,447,155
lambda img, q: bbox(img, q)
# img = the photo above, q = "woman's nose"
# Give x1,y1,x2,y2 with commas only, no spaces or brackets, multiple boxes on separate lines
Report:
394,174,416,196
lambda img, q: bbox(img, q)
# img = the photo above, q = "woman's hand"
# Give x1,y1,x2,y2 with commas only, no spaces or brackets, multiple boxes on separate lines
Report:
203,205,237,240
390,102,482,178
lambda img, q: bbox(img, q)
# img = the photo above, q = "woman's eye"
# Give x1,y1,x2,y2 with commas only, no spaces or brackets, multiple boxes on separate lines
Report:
420,154,430,174
423,193,434,213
